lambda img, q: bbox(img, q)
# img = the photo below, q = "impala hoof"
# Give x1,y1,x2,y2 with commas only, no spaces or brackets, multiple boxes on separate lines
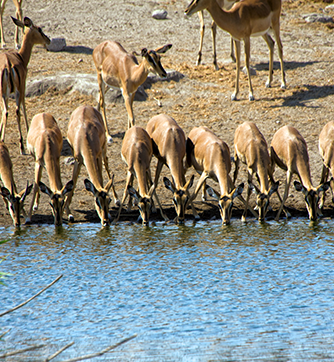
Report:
265,81,271,88
68,214,74,223
241,215,246,223
281,84,286,90
249,94,255,101
107,135,113,144
231,93,237,101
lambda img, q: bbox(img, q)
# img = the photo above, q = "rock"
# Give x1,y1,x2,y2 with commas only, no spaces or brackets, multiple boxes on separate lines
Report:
325,4,334,11
302,13,333,23
47,37,67,52
152,9,168,20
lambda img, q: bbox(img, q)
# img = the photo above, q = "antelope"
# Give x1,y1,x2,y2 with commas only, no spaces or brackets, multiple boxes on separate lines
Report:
318,121,334,211
115,126,158,226
0,0,23,49
146,114,197,224
233,121,278,222
92,41,172,138
0,16,50,155
271,125,329,221
185,126,244,225
185,0,286,101
64,105,119,226
0,141,32,226
26,113,73,226
196,0,236,70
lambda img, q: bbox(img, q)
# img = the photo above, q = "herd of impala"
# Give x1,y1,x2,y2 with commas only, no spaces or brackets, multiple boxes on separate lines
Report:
0,0,333,228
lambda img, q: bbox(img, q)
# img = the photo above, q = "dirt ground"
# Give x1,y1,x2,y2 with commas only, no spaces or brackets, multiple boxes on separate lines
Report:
0,0,333,226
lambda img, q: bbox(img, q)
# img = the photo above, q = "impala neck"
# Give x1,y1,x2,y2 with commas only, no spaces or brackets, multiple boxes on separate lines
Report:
205,1,237,36
82,151,103,190
132,59,150,88
18,31,35,67
44,152,62,193
214,163,231,196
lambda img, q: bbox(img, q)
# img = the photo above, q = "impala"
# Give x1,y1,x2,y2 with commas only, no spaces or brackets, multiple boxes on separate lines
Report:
234,121,278,222
146,114,197,223
115,126,158,226
318,121,334,211
0,16,50,154
26,113,73,226
0,0,23,49
0,141,32,226
271,125,329,221
185,126,244,224
185,0,286,101
196,0,236,70
64,105,118,226
93,41,172,138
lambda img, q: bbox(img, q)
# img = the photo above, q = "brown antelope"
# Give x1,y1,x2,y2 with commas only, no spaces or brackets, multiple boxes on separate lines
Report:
234,121,278,222
318,121,334,211
64,105,119,226
0,16,50,154
196,0,236,70
146,114,197,224
26,113,73,226
0,141,32,226
0,0,23,49
115,126,159,226
185,0,286,101
271,125,329,221
185,126,245,225
92,41,172,138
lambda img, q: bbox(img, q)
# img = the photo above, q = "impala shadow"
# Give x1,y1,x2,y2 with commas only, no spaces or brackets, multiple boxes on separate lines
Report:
62,45,93,55
254,60,319,72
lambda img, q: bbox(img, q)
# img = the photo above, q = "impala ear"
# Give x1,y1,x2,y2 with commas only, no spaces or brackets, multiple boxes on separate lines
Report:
206,186,220,200
163,177,175,193
128,186,139,200
105,175,114,193
39,181,52,196
184,174,194,191
141,48,148,57
232,182,244,199
23,17,33,28
155,44,172,54
268,181,279,196
11,16,24,28
294,181,305,194
84,179,96,195
0,187,11,199
62,180,74,196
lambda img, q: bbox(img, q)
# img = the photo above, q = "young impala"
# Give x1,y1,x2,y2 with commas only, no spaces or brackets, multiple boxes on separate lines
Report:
0,16,50,154
93,40,172,139
115,126,158,226
185,126,244,225
26,113,73,226
185,0,286,101
0,141,32,226
234,121,278,222
64,105,118,226
271,125,329,221
146,114,197,223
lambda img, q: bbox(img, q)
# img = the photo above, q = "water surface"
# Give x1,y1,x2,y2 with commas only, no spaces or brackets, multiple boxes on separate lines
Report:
1,219,334,361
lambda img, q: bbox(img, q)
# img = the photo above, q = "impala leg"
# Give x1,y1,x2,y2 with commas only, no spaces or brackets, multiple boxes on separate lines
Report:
102,152,119,206
201,180,207,201
231,40,241,101
275,170,292,221
26,159,43,223
0,96,8,141
196,11,205,66
230,37,236,63
0,2,6,48
64,160,81,222
114,171,133,223
211,21,218,70
97,72,112,143
123,92,135,129
272,20,286,89
21,95,29,134
242,170,254,222
14,1,23,49
244,37,254,101
15,96,25,155
318,164,329,211
233,155,239,185
263,33,275,88
151,161,168,220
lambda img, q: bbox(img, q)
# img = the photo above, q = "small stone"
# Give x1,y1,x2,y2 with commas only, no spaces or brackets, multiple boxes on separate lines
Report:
152,9,168,20
47,37,66,52
302,13,333,23
78,58,83,63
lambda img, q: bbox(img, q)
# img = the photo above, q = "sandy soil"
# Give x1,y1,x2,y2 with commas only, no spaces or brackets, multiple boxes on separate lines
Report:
0,0,333,226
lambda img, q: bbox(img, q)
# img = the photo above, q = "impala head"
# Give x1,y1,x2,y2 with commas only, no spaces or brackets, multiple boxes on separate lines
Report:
294,181,330,221
164,175,194,224
185,0,208,17
11,16,51,47
128,184,155,226
0,182,32,227
206,183,244,225
141,44,172,78
250,181,279,222
39,180,74,227
84,177,115,227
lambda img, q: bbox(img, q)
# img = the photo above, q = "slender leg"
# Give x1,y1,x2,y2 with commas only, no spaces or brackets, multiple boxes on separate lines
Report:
26,160,43,223
211,21,218,71
233,154,239,185
244,37,254,101
97,72,112,142
275,170,292,221
0,96,8,141
272,19,286,89
318,164,329,211
231,40,241,101
15,94,25,154
123,91,135,129
64,160,82,222
114,171,133,223
0,2,7,48
230,37,236,63
196,11,205,66
263,33,275,88
102,152,119,206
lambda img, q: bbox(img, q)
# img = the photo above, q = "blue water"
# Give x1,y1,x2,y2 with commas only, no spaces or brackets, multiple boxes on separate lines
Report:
1,219,334,361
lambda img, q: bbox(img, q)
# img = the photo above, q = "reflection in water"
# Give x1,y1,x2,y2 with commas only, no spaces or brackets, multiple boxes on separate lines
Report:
1,219,334,361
